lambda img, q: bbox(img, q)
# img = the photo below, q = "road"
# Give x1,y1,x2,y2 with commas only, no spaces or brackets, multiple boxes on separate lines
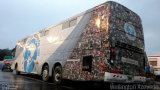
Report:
0,70,76,90
0,70,160,90
0,70,107,90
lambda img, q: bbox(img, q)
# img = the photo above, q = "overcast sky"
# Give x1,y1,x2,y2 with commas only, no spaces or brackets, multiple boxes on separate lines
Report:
0,0,160,55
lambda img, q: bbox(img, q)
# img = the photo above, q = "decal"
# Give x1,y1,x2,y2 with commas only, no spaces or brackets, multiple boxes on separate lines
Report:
23,34,40,73
124,23,136,41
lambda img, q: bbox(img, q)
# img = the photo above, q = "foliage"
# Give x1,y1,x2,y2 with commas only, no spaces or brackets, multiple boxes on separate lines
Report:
0,48,12,61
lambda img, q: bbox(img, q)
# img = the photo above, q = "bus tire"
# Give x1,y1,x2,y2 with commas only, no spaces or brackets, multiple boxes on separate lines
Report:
15,65,20,75
42,65,49,81
53,66,62,85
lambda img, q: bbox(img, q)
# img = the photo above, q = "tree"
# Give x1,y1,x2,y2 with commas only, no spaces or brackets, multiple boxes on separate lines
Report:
0,48,12,61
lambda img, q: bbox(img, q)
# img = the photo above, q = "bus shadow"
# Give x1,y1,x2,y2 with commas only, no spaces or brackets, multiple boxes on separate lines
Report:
20,74,157,90
61,80,110,90
20,74,109,90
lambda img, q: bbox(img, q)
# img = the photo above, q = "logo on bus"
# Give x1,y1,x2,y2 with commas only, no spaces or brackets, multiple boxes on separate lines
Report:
23,35,40,73
124,23,136,41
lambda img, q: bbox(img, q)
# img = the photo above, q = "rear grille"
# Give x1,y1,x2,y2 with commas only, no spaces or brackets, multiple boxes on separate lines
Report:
115,41,143,54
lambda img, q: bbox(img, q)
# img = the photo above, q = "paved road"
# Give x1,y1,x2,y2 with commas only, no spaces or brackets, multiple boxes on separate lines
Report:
0,70,107,90
1,70,160,90
0,70,76,90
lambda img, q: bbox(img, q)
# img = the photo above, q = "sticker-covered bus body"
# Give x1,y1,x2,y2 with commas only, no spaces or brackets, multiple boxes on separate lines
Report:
12,1,146,83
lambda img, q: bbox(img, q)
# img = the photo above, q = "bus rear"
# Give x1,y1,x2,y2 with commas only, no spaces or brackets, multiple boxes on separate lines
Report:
104,2,146,82
62,1,146,83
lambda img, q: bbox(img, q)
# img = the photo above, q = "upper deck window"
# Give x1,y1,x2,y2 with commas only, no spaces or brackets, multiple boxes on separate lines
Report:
69,18,77,27
40,30,49,37
62,21,69,29
62,18,77,29
44,30,49,36
22,38,27,44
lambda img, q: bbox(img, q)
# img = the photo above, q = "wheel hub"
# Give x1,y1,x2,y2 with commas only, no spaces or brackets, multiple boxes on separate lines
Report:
43,70,48,78
55,73,60,81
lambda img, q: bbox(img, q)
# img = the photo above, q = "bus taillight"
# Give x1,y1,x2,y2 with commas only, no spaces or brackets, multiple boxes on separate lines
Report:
110,65,122,74
110,48,115,63
99,63,109,72
110,69,122,74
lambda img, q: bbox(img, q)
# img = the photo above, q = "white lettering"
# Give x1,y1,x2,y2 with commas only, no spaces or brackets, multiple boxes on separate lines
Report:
121,57,138,66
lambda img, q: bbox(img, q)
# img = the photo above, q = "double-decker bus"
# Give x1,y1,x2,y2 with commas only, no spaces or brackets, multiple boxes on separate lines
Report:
11,1,146,84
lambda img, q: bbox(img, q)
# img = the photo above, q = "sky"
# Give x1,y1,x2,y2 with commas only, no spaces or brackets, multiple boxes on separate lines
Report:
0,0,160,55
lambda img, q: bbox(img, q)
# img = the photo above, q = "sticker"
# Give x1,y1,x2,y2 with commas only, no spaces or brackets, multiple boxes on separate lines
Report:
124,23,136,41
23,34,40,73
121,57,138,66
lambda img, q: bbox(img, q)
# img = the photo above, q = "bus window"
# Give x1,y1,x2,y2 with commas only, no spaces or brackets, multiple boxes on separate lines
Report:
69,18,77,27
62,21,69,29
40,30,49,37
82,55,93,72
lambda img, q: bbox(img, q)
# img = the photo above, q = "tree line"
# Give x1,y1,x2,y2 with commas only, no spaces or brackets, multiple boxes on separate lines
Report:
0,48,15,61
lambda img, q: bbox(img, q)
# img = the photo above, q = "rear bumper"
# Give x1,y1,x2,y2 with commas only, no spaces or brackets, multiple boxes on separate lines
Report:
104,72,146,83
2,64,11,69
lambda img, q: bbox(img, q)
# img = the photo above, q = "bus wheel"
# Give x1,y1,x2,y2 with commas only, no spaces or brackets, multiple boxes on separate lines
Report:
42,65,49,81
15,65,20,75
53,66,62,85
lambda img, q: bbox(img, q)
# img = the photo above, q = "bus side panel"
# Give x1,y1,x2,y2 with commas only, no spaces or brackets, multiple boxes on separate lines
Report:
14,34,41,74
108,2,145,77
62,3,110,81
36,10,92,76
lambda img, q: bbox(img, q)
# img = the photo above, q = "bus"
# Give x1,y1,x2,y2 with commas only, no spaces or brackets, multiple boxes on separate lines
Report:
11,1,146,84
148,55,160,79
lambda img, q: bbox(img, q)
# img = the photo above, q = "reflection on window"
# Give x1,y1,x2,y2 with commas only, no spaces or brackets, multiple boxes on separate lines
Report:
62,21,69,29
69,18,77,27
39,31,44,37
40,30,49,37
62,18,77,29
44,30,49,36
